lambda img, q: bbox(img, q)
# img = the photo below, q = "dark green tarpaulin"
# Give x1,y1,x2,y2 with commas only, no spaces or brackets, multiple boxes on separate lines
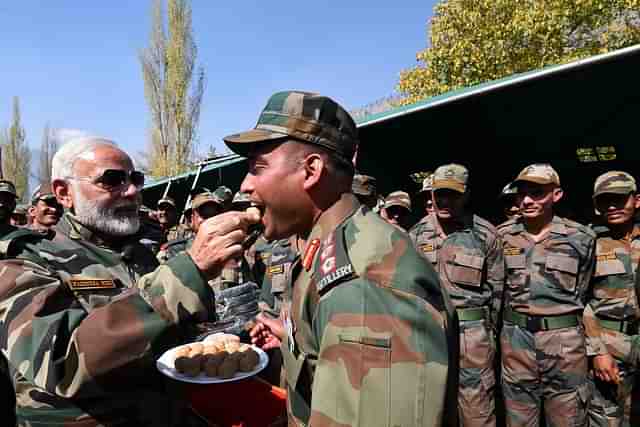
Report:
143,44,640,224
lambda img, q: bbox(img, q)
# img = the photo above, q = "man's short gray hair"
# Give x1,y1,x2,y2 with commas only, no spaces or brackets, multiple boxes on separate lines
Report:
51,136,117,181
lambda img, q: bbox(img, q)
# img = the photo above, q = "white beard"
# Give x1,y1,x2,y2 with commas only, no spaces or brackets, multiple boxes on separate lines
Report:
73,190,140,236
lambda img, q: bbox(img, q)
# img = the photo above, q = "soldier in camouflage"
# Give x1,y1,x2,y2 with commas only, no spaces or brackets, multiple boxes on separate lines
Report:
380,190,413,231
0,136,260,426
0,180,19,235
10,204,29,227
499,182,519,221
351,173,378,209
227,90,451,427
156,196,178,244
409,163,504,427
27,184,62,238
584,171,640,427
419,174,435,216
498,164,596,427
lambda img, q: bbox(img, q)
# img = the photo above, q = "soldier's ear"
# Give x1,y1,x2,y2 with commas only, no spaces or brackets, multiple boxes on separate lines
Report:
552,187,564,203
633,193,640,209
301,153,324,191
52,179,74,210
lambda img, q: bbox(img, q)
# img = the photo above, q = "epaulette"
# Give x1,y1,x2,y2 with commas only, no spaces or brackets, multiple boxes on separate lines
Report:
312,225,357,297
561,217,596,238
0,228,47,259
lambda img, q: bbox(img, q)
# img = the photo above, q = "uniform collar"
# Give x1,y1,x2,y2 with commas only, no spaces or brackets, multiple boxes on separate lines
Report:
549,216,568,235
303,193,359,251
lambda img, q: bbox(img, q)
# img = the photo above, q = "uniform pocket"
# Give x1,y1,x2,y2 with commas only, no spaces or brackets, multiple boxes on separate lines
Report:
449,253,484,287
269,262,291,293
546,254,579,292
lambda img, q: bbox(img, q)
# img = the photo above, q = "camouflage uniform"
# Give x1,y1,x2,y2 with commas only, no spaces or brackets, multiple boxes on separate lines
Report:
0,212,215,426
224,90,451,427
498,164,596,427
584,172,640,427
351,174,377,209
259,237,299,316
409,164,504,427
244,234,270,287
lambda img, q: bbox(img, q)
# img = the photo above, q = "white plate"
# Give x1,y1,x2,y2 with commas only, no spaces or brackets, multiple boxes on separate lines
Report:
156,343,269,384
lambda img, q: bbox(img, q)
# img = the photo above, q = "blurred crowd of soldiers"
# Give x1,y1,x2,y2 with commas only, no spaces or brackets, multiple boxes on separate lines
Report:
0,90,639,427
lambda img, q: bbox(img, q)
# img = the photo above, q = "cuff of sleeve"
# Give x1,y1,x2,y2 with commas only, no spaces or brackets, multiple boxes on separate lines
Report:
586,338,609,357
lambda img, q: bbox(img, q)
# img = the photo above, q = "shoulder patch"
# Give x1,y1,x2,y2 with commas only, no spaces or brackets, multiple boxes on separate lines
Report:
313,227,356,296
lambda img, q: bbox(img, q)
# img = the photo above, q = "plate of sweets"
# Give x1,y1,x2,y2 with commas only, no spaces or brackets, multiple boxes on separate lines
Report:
157,333,268,384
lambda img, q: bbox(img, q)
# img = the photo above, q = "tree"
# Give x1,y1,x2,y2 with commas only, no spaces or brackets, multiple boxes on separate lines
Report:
139,0,206,178
38,124,58,186
0,97,31,202
398,0,640,104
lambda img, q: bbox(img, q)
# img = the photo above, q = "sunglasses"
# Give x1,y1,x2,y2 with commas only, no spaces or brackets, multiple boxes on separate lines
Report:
67,169,145,192
517,187,549,199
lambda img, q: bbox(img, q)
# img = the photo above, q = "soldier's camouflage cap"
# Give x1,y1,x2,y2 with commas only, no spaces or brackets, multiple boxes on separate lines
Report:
500,182,517,198
0,180,18,198
419,174,434,193
432,164,469,193
593,171,636,198
157,196,176,209
30,184,57,205
13,204,28,215
213,186,233,205
384,191,412,211
352,174,377,197
191,190,222,210
223,90,359,163
232,191,251,205
514,163,560,186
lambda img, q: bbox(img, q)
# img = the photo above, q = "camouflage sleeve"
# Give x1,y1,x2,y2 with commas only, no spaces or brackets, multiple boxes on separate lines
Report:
486,234,505,326
579,234,597,304
583,302,609,356
0,252,212,399
309,278,449,427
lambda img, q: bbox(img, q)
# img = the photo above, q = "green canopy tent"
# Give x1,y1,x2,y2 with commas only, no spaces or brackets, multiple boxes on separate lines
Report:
355,44,640,224
143,44,640,224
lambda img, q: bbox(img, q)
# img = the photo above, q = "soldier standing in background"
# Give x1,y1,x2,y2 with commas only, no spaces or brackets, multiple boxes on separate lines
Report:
28,184,62,238
0,180,18,235
10,204,28,227
499,182,520,222
419,174,435,216
380,190,413,231
584,171,640,427
156,196,178,244
409,163,504,427
498,164,595,427
351,173,378,209
229,90,451,427
0,136,260,426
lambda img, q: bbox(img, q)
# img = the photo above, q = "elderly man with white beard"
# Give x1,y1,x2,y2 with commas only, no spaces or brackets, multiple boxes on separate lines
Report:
0,136,261,426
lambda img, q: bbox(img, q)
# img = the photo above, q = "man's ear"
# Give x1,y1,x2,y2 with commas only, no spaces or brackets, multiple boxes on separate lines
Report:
27,206,35,216
633,193,640,210
552,187,564,203
53,179,73,209
301,153,325,191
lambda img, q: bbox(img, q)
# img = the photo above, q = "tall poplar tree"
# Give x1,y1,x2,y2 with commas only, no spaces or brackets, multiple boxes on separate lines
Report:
1,97,31,201
140,0,206,178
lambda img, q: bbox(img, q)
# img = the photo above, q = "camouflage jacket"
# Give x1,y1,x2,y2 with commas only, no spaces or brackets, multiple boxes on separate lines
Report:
158,237,254,294
244,234,271,287
0,213,215,426
497,215,596,316
259,237,299,316
584,223,640,358
409,213,504,324
282,194,450,427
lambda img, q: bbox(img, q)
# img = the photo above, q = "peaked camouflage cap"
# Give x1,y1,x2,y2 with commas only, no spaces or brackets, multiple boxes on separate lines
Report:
12,204,28,215
593,171,637,198
232,191,252,205
419,174,434,193
432,164,469,193
30,184,56,205
515,163,560,186
352,174,377,197
213,186,233,204
223,91,359,162
500,182,517,198
191,190,222,210
157,196,176,209
0,180,18,198
384,191,412,211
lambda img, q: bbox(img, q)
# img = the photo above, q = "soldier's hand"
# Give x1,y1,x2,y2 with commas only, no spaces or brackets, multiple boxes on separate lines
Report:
593,354,620,384
250,313,283,350
187,210,261,280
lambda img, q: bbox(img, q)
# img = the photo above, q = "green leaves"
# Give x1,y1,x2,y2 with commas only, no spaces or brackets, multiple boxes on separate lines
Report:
398,0,640,105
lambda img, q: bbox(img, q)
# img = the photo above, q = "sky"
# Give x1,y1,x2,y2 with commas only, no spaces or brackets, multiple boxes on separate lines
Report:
0,1,437,165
